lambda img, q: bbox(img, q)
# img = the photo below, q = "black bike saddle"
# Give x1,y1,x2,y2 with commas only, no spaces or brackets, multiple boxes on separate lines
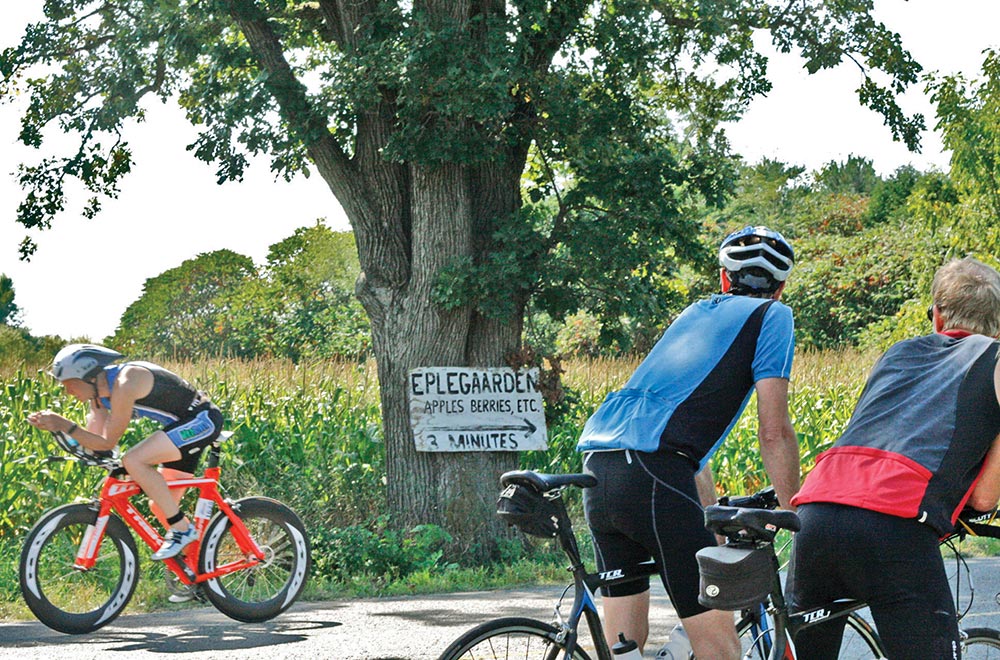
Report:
704,505,801,542
500,470,597,493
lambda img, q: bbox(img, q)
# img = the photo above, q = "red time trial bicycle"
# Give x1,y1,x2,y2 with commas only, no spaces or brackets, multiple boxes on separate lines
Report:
19,430,311,634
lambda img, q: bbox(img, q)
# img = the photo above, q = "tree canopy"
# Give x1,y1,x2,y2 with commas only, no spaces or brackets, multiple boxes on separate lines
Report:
2,0,927,553
111,249,256,358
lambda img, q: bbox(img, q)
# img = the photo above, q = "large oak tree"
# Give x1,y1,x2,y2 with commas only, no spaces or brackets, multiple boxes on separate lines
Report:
1,0,922,554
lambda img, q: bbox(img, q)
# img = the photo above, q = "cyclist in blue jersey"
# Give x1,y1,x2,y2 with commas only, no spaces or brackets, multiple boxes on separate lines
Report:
27,345,224,562
577,226,801,659
788,257,1000,659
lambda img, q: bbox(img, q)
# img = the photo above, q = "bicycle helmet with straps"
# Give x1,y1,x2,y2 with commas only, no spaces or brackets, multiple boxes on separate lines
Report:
49,344,123,382
719,226,795,294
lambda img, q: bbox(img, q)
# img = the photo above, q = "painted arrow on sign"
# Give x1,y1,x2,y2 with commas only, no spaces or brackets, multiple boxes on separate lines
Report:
422,418,538,435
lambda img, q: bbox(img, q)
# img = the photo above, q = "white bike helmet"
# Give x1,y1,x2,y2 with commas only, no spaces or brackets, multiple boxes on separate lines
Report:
719,226,795,293
49,344,123,382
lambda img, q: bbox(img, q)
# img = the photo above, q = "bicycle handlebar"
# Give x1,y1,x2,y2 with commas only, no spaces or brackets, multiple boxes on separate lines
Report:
48,430,120,469
952,507,1000,540
718,486,779,510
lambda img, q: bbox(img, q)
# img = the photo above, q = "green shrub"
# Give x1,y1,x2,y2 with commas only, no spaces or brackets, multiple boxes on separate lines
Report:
310,517,453,582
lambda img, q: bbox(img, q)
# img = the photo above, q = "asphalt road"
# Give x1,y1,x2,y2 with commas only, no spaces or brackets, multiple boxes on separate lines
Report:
2,558,999,659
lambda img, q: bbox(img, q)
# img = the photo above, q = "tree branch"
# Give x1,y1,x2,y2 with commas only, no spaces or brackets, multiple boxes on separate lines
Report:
517,0,589,74
224,1,354,185
134,49,166,99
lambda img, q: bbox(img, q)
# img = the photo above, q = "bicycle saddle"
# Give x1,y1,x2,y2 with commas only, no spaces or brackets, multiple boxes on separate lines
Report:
704,505,801,542
500,470,597,493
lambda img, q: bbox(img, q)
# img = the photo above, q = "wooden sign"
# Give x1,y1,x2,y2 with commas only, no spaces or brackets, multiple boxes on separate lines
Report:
408,367,548,452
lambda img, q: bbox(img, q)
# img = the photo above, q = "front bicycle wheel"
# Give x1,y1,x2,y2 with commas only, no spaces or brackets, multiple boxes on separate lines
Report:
962,627,1000,658
199,496,310,623
19,503,139,634
738,609,885,659
437,617,594,660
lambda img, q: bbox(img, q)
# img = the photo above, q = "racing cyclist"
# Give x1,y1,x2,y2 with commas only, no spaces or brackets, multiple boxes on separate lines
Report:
27,344,224,562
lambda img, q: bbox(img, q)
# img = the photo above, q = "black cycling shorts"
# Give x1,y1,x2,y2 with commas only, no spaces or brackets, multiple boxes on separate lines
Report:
786,503,960,659
160,403,224,475
583,449,714,619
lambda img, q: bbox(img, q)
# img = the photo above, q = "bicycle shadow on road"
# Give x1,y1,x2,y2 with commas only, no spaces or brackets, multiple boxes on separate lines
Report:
0,615,342,654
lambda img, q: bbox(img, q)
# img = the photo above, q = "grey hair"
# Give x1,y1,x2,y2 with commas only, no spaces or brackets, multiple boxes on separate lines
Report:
931,257,1000,337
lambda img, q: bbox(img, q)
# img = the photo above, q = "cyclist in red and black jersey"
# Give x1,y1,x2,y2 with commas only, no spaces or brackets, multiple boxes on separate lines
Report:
788,257,1000,659
27,345,224,561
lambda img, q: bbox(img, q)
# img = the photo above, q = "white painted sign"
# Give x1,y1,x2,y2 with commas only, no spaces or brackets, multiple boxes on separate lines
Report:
408,367,548,452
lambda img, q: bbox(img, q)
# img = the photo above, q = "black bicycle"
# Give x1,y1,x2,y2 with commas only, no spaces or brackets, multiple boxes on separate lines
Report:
437,470,1000,659
705,491,1000,659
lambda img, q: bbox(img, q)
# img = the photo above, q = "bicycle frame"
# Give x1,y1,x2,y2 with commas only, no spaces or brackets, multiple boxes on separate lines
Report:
543,489,663,660
743,587,878,659
73,450,266,587
725,512,1000,659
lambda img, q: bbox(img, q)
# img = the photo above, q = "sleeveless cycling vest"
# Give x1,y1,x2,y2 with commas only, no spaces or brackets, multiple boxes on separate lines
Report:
792,332,1000,535
100,362,202,426
576,294,795,466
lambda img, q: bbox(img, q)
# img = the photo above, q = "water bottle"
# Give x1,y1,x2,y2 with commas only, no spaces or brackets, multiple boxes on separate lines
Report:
612,632,643,659
655,624,693,659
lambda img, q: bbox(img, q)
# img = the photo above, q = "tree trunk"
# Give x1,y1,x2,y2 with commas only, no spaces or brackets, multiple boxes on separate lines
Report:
234,0,530,558
356,161,522,558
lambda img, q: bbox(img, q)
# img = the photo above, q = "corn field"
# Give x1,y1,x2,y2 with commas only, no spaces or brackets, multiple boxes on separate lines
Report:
0,352,876,536
0,350,875,607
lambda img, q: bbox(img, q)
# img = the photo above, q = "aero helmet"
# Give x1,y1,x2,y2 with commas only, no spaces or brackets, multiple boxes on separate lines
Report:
719,226,794,293
49,344,123,382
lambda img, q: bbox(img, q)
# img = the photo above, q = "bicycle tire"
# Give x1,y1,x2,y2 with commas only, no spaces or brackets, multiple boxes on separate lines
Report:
738,610,885,659
198,496,310,623
19,503,139,634
437,617,594,660
962,627,1000,658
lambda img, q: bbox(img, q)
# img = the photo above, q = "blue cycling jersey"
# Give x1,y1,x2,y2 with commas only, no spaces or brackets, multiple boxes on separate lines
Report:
576,294,794,466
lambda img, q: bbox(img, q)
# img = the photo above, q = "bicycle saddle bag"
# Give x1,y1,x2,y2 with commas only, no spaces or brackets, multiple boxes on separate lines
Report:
696,544,772,610
496,483,560,538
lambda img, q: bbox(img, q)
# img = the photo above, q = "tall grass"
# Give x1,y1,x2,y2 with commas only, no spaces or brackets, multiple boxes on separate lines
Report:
0,348,887,613
714,348,875,495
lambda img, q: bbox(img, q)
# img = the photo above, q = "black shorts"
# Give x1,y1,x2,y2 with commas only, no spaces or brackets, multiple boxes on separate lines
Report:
160,403,224,474
582,449,714,618
786,503,960,659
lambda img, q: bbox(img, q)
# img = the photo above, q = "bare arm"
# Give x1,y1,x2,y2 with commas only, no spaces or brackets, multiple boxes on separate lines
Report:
27,366,154,452
967,360,1000,511
696,465,730,545
755,377,800,510
969,432,1000,511
694,464,718,507
85,398,109,434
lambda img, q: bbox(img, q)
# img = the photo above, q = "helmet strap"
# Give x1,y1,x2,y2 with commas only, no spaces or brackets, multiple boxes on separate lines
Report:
87,377,103,409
